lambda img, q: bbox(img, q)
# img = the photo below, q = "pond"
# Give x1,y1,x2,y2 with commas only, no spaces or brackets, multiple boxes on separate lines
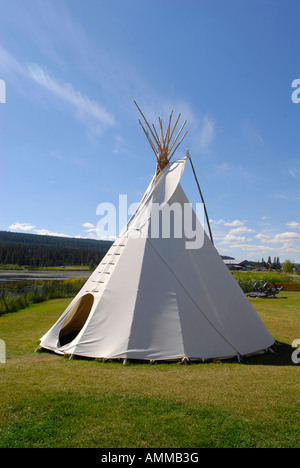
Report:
0,269,92,282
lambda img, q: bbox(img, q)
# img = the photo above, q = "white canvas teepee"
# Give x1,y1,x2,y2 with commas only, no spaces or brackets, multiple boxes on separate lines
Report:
39,106,274,362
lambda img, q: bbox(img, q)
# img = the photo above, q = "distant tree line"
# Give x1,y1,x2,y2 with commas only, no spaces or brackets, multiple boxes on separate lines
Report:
0,231,112,268
256,256,281,270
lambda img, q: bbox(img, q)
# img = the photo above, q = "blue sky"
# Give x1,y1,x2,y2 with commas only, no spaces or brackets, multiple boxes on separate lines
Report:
1,0,300,262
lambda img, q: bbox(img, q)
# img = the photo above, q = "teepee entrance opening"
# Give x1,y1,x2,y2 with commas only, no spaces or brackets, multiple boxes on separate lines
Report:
59,293,94,347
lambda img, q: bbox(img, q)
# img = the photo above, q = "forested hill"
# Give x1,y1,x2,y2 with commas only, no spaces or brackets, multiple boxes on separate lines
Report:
0,231,113,267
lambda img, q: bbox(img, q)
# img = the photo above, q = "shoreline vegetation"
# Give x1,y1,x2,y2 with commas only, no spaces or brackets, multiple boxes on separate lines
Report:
0,270,299,317
0,278,86,315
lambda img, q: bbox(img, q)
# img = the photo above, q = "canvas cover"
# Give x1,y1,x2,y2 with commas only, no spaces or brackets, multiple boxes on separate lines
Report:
39,157,274,361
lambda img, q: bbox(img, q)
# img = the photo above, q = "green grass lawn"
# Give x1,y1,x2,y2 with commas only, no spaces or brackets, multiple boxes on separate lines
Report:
0,293,299,448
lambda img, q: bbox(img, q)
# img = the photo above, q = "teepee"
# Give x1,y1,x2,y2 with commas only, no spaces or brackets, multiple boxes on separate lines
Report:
39,104,274,362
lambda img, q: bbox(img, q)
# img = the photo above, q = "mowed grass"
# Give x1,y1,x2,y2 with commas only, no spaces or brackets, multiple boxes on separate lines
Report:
0,293,299,448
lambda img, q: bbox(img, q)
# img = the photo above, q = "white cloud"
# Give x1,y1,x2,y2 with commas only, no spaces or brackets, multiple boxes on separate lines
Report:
9,222,36,231
33,227,99,240
255,231,300,244
210,219,226,225
218,225,255,244
232,242,300,258
7,221,112,241
273,192,300,202
286,221,300,229
208,161,254,181
260,216,271,226
209,219,244,227
0,45,115,137
198,115,215,151
219,234,250,244
229,226,255,234
48,149,64,161
273,232,300,243
224,220,245,227
0,45,24,76
33,229,71,237
242,121,264,145
70,157,90,168
28,63,115,133
273,193,290,200
214,162,230,176
289,167,300,179
217,218,300,260
230,243,271,252
112,135,128,154
82,222,97,233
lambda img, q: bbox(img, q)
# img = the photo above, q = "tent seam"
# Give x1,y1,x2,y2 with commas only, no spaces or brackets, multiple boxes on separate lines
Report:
146,237,241,357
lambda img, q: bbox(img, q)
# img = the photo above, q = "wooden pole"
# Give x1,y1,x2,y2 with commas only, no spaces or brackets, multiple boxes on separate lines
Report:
168,112,181,144
186,149,214,245
165,111,173,147
134,101,161,149
168,130,188,161
167,120,187,157
134,101,188,177
152,124,161,150
138,120,159,163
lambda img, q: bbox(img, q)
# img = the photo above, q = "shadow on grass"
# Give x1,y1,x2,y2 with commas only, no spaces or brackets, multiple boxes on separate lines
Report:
243,342,298,367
